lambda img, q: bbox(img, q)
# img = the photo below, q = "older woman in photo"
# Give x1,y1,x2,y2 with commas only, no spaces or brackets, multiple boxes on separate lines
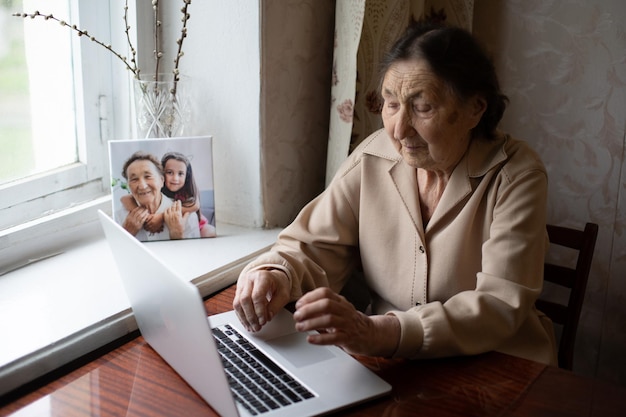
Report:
115,151,200,241
233,22,557,365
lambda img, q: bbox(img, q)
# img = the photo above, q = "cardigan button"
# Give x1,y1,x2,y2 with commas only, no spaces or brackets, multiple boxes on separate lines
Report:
419,246,425,254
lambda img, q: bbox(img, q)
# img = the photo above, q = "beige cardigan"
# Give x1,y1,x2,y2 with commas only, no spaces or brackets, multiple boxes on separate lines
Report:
242,129,557,365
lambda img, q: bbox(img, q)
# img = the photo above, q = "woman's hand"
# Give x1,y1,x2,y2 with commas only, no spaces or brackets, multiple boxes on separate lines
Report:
293,287,401,357
233,268,291,332
163,200,189,239
144,212,165,234
122,206,149,236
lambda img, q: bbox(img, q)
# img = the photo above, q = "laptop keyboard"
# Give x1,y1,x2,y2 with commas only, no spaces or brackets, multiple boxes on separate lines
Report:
212,324,315,415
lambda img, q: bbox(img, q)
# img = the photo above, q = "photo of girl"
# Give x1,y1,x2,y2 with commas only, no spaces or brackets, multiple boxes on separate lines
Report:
120,152,216,238
109,136,216,242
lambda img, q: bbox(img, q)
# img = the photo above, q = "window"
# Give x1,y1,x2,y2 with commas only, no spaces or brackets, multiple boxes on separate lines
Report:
0,0,118,233
1,0,79,185
0,0,134,272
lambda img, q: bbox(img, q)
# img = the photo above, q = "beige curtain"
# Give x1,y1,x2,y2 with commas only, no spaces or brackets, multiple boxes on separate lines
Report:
326,0,475,185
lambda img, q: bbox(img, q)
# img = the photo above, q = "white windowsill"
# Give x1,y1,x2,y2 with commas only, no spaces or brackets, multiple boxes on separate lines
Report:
0,218,281,397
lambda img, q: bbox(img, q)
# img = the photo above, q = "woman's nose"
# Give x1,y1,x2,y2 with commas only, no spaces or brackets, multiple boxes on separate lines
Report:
394,108,415,140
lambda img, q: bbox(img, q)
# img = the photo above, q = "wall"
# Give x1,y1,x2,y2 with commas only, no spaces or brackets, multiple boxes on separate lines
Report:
474,0,626,385
170,0,263,227
158,0,334,229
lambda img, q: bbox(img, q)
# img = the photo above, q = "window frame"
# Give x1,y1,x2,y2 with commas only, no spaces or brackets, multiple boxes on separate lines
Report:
0,0,126,224
0,0,134,272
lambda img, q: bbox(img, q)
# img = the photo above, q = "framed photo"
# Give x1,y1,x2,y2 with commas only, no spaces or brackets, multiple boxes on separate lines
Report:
109,136,215,242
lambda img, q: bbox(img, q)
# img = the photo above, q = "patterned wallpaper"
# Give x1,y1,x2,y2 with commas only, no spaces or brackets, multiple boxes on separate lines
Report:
474,0,626,384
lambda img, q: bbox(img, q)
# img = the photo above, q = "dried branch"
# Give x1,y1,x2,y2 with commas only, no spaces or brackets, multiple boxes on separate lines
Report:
172,0,192,94
123,0,139,78
152,0,162,81
14,10,138,76
13,0,193,84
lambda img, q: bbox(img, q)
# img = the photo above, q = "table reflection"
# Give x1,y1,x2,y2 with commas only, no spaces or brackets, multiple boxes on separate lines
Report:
337,354,545,417
4,341,215,417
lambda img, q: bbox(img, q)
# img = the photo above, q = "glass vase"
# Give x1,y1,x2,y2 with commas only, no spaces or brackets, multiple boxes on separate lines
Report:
133,74,191,138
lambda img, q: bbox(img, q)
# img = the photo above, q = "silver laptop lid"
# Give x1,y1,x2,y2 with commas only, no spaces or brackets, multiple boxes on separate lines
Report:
99,210,239,417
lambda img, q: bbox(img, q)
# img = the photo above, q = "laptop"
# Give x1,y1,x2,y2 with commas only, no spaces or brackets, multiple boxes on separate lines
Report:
98,210,391,417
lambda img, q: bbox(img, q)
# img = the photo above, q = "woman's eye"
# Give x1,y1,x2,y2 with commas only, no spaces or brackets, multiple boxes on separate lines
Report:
413,102,432,113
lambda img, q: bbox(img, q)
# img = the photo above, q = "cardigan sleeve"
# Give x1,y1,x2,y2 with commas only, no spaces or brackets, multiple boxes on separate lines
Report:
240,152,365,301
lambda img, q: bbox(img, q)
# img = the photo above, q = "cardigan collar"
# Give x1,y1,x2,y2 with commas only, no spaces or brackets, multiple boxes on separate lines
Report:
361,129,510,233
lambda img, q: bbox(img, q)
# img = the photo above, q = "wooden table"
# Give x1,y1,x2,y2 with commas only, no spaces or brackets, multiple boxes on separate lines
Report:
1,285,625,417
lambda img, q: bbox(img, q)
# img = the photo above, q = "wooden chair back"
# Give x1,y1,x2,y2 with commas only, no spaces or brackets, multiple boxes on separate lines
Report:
536,222,598,370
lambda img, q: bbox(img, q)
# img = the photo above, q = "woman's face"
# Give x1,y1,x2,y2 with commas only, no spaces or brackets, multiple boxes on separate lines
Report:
126,159,164,207
381,59,485,172
163,159,187,193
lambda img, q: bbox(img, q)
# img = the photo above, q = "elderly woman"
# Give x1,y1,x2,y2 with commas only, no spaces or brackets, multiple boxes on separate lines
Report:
234,22,557,365
115,151,200,241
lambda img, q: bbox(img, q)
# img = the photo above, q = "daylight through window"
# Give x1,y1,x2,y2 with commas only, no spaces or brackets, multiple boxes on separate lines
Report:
0,0,77,186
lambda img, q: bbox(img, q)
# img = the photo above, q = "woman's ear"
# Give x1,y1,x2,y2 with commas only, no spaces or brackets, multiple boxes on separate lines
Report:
468,95,487,128
473,95,487,117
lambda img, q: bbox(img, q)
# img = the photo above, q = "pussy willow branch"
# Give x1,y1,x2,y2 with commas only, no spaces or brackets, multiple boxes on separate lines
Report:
14,10,138,75
152,0,162,82
123,0,140,78
14,1,192,91
171,0,192,95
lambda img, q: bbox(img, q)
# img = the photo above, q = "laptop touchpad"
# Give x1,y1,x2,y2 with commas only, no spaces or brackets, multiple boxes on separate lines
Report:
269,332,336,368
